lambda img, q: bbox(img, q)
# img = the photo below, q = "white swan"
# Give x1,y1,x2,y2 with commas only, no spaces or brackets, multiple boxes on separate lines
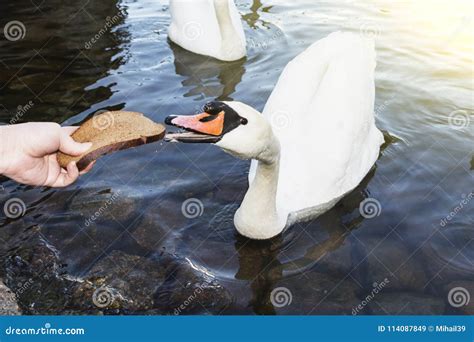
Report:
168,0,246,61
166,32,384,239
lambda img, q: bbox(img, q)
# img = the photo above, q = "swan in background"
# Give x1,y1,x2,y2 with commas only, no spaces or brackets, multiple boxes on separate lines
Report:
165,32,384,239
168,0,246,61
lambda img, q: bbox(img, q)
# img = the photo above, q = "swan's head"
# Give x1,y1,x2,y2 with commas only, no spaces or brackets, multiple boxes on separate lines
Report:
165,101,277,162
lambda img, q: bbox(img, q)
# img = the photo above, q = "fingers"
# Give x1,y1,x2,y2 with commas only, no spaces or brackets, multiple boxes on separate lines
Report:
80,161,95,175
59,127,92,156
62,126,79,135
50,161,80,187
61,126,79,135
45,155,94,188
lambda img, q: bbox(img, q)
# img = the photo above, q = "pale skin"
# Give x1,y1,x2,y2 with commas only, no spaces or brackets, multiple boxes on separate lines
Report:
0,122,94,187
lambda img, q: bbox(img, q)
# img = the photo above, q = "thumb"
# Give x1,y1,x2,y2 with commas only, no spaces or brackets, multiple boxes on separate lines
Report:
59,131,92,156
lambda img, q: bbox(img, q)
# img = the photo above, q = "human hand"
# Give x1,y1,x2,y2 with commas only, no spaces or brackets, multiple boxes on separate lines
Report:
0,122,94,187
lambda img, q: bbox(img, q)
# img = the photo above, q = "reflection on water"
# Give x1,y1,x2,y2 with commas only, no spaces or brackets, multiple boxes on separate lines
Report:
242,0,273,29
231,165,380,314
169,42,245,101
0,0,473,315
0,0,129,123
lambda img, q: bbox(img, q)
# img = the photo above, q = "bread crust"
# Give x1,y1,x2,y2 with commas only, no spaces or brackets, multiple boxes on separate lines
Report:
57,111,165,170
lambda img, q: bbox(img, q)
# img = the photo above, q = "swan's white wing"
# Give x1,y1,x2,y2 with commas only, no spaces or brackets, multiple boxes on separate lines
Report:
250,32,383,216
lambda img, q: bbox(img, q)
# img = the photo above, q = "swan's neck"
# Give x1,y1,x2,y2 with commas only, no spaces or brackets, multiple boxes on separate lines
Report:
234,135,285,239
213,0,244,61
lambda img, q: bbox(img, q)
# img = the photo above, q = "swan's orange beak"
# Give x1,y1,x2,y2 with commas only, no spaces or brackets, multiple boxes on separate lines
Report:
165,111,225,136
165,101,247,143
165,111,226,143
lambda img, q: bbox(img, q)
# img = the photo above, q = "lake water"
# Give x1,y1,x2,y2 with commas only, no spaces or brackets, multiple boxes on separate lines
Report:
0,0,472,315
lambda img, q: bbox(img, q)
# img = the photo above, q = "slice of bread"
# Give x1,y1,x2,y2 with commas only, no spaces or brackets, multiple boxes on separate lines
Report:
57,111,166,170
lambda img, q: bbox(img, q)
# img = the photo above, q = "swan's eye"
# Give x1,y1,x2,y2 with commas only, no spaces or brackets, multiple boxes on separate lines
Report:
240,118,248,125
203,101,225,115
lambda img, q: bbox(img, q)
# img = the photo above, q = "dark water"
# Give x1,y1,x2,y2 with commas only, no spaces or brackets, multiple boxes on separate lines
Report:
0,0,472,315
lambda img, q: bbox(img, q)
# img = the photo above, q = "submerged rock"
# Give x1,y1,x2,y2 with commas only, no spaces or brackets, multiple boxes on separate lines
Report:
73,250,167,313
3,230,80,314
71,250,233,314
422,226,474,290
312,239,353,278
356,237,428,291
3,218,234,315
129,203,179,253
67,187,140,227
269,271,360,315
154,253,233,315
0,280,21,315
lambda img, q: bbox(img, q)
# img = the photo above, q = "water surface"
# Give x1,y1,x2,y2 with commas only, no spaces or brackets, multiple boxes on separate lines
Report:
0,0,473,315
